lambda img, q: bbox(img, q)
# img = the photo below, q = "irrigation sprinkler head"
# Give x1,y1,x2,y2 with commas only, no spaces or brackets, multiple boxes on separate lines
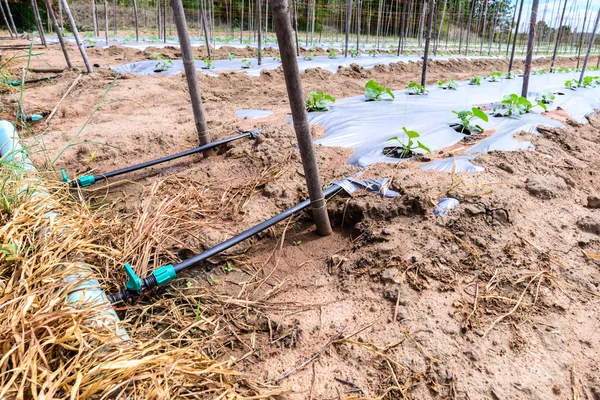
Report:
109,263,177,303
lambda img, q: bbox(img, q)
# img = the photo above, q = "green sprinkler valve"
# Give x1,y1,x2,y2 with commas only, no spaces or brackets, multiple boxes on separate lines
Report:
125,264,142,291
153,264,176,286
60,170,71,183
26,114,43,122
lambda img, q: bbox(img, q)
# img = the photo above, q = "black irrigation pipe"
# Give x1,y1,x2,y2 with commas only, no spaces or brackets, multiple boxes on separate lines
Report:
108,182,346,303
9,75,59,86
63,129,261,188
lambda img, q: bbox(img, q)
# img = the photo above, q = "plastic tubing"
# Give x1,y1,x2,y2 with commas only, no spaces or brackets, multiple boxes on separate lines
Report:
69,129,261,187
108,183,344,303
0,120,129,340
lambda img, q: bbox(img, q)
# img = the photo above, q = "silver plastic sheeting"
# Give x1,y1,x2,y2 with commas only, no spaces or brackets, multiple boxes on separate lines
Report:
333,177,400,198
420,156,485,173
309,71,599,168
434,197,460,216
236,109,273,119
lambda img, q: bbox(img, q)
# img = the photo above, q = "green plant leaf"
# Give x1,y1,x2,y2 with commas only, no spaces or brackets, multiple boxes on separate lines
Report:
536,101,547,112
472,107,489,122
417,141,432,154
385,88,395,100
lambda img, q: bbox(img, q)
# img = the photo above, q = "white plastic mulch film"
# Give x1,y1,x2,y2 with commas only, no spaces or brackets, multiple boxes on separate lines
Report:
308,71,600,170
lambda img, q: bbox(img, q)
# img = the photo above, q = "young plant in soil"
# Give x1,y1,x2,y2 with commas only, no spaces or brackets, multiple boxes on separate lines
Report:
241,59,252,69
273,55,282,62
469,75,483,85
328,49,338,59
565,79,579,90
153,54,173,72
202,59,214,69
504,71,517,79
438,79,458,90
582,76,600,88
226,53,235,60
364,79,395,101
368,49,378,57
306,90,336,111
536,92,556,104
303,52,316,60
488,71,502,82
383,127,432,158
451,107,489,134
350,49,361,58
533,67,548,75
493,94,546,117
406,81,429,95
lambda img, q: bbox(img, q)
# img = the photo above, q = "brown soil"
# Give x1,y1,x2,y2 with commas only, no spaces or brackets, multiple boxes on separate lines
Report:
4,41,600,399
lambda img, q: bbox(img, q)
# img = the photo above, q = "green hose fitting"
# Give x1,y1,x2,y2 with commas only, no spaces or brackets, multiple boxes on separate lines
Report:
77,175,96,187
125,263,142,291
60,170,70,183
153,264,176,286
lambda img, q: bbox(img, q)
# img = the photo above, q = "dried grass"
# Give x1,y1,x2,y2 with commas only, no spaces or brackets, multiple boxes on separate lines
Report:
0,172,284,399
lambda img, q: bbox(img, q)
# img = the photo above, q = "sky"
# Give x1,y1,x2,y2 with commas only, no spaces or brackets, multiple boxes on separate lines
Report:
519,0,600,31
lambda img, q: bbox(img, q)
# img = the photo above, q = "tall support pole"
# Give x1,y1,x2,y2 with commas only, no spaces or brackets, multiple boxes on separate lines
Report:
92,0,99,36
4,0,17,36
550,0,567,70
61,0,93,73
272,0,332,237
579,9,600,85
43,0,72,68
104,0,108,44
112,0,117,34
464,0,474,56
293,0,298,55
478,0,489,54
240,0,244,43
200,0,211,58
0,1,14,38
257,0,261,65
576,0,591,68
133,0,139,41
31,0,47,47
356,0,361,52
421,0,435,86
506,0,519,56
508,0,524,74
433,0,446,55
344,0,352,57
170,0,211,146
521,0,539,97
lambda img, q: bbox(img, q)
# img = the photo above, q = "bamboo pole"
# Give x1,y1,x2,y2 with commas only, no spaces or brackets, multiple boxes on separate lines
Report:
60,0,93,73
4,0,17,36
104,0,108,44
508,0,524,74
170,0,211,146
113,0,117,34
257,0,261,64
576,0,592,68
200,0,211,58
31,0,47,47
0,1,14,38
521,0,539,97
293,0,298,55
240,0,244,43
43,0,72,68
421,0,435,86
272,0,332,237
92,0,99,36
133,0,139,41
344,0,352,56
579,9,600,84
357,0,362,51
464,0,474,55
550,0,567,70
434,0,446,55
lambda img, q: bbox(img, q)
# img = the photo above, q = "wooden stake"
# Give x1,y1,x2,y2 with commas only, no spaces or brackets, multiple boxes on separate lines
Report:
104,0,109,45
579,9,600,85
133,0,139,41
576,0,592,68
257,0,262,65
4,0,17,36
43,0,72,69
92,0,99,36
344,0,352,57
550,0,567,70
272,0,332,236
31,0,47,47
521,0,539,97
508,0,524,74
60,0,93,73
0,1,14,38
421,0,435,87
170,0,211,146
200,0,211,58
